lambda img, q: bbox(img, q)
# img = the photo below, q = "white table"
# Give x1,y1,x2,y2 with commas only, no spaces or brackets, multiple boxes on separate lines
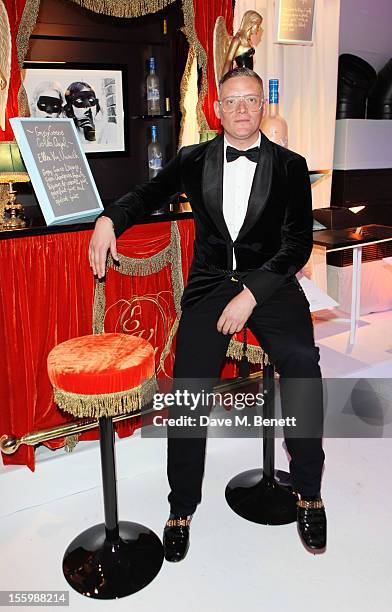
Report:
313,225,392,345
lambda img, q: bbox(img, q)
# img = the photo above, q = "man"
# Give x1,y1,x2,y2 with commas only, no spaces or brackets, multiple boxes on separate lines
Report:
89,67,327,561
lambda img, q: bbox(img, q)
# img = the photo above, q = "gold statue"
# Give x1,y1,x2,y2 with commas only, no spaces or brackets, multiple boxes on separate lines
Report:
213,10,263,92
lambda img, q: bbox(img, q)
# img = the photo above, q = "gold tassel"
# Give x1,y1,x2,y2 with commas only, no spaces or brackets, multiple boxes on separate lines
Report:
69,0,176,18
53,374,158,418
226,338,265,365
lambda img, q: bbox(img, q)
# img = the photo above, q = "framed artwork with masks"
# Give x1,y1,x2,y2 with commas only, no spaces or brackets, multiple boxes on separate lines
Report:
23,63,127,155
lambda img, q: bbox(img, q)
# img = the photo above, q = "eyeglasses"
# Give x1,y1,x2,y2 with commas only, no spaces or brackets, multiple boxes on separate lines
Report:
219,94,264,112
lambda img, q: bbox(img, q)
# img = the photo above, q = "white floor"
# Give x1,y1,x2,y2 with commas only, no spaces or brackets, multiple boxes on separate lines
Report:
1,307,392,612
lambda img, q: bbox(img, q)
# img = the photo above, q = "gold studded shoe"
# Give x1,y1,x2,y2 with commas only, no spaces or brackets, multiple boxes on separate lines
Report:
163,515,192,562
297,497,327,554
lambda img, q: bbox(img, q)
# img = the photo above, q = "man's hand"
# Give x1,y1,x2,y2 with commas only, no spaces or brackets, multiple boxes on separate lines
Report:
217,287,257,335
88,216,119,279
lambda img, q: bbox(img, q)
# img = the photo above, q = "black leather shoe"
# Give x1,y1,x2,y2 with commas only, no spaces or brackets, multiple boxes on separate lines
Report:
163,515,192,562
297,496,327,554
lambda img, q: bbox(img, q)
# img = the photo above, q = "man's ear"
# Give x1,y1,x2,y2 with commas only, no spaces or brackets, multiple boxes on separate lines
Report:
261,97,267,120
213,100,221,121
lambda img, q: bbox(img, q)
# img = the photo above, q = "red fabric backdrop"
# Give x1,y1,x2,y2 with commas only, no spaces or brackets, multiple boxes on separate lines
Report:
193,0,233,130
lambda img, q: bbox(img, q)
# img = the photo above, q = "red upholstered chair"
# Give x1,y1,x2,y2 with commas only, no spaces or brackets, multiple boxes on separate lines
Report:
225,325,298,525
47,333,164,599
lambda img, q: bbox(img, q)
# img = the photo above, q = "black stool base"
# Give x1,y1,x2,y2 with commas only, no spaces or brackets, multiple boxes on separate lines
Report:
63,521,164,599
225,468,298,525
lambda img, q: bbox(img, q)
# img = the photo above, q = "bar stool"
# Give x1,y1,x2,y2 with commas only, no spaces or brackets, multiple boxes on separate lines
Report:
225,326,298,525
47,333,163,599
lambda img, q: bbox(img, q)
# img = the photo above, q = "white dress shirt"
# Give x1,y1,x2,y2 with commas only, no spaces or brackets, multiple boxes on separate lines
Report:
222,132,261,269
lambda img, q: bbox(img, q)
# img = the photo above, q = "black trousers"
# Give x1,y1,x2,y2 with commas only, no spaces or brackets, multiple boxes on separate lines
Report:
167,275,325,515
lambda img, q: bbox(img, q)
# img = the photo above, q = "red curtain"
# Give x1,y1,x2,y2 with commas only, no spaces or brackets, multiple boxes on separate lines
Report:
0,230,95,469
1,1,28,141
193,0,233,130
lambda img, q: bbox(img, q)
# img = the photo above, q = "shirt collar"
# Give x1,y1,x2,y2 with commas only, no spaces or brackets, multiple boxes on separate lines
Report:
224,131,261,154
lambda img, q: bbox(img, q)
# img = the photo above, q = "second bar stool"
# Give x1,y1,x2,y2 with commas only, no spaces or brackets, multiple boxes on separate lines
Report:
225,332,298,525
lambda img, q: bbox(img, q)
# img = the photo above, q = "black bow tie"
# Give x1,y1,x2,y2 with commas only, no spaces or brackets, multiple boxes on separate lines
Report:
226,145,259,163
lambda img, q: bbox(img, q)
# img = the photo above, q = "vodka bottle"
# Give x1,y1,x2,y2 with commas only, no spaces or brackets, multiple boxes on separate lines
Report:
261,79,288,147
148,125,163,179
146,57,160,116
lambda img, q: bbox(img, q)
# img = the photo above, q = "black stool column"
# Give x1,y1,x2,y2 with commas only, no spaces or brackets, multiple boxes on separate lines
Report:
225,360,298,525
62,417,164,599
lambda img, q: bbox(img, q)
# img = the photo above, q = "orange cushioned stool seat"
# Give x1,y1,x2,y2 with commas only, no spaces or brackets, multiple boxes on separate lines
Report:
48,333,157,418
47,333,163,600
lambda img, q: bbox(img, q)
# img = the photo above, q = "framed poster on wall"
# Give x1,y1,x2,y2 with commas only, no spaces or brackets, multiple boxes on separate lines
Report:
274,0,316,45
22,62,127,155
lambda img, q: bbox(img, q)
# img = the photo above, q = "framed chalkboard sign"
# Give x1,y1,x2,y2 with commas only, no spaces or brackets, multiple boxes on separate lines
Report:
10,117,104,225
274,0,315,45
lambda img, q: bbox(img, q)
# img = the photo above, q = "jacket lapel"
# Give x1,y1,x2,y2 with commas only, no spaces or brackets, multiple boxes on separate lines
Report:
237,131,273,241
202,133,232,243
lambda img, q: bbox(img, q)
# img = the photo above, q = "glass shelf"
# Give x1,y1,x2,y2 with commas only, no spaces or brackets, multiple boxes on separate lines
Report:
130,114,173,120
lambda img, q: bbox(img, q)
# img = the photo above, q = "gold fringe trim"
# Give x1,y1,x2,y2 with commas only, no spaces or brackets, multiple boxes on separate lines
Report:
178,44,195,149
92,276,107,334
226,338,265,365
16,0,41,67
182,0,209,131
158,315,179,375
169,221,184,318
69,0,176,18
16,0,40,119
107,246,171,276
53,375,158,418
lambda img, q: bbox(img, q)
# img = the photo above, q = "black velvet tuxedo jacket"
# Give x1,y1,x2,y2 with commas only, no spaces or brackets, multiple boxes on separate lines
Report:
102,131,313,310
